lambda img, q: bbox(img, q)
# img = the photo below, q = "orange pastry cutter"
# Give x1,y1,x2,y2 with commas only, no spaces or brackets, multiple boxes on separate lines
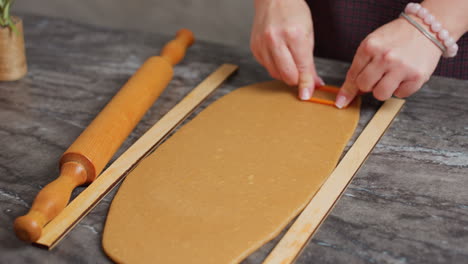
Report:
308,85,343,108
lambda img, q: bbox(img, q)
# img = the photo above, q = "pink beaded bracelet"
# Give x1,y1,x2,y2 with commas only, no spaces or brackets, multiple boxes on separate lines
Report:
403,2,459,58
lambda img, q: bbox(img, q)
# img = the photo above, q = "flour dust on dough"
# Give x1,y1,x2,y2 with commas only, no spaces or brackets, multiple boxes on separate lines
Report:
103,80,360,263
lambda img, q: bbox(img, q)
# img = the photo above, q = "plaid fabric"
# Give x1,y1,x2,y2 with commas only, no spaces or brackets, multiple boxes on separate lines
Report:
307,0,468,79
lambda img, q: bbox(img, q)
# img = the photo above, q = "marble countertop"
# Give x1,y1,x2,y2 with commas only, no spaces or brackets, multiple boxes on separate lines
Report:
1,14,467,264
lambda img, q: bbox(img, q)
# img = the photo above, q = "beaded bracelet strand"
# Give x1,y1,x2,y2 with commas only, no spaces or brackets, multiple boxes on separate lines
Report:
402,2,459,58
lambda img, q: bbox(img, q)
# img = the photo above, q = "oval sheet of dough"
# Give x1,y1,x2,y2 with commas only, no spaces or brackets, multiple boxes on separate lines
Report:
103,81,360,263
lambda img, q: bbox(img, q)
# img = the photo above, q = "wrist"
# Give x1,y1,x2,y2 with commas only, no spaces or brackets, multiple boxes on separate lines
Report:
421,0,468,40
402,3,460,58
396,16,443,57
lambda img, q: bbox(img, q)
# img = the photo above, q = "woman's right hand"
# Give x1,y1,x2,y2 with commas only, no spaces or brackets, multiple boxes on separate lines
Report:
250,0,323,100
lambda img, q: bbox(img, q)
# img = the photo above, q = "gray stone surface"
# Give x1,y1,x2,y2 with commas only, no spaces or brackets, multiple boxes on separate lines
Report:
1,14,467,264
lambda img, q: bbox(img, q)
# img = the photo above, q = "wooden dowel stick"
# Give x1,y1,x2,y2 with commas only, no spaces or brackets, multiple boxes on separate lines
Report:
263,98,405,264
35,63,238,249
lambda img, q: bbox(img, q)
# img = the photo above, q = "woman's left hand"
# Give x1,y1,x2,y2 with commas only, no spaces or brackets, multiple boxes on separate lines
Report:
335,16,443,108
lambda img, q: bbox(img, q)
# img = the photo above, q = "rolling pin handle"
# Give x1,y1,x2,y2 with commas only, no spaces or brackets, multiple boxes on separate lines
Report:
160,29,195,65
14,161,88,242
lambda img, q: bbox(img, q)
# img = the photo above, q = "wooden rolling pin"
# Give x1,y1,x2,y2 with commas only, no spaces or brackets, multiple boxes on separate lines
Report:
14,29,195,243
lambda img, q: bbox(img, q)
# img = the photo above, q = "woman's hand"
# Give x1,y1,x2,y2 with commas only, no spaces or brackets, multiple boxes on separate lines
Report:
250,0,323,100
336,17,443,108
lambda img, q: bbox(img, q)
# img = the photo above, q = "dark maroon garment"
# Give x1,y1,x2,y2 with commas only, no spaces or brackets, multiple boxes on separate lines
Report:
307,0,468,79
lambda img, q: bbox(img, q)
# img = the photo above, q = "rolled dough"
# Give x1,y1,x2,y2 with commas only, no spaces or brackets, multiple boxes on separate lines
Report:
103,81,360,263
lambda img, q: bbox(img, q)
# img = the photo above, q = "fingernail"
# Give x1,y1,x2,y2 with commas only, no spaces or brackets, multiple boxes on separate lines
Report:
319,77,325,86
335,95,347,109
300,88,311,100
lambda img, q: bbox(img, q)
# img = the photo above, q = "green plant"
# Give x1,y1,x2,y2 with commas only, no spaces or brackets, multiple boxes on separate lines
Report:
0,0,17,33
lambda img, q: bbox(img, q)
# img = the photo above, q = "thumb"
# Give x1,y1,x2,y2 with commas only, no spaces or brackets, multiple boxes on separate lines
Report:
298,58,324,101
310,57,325,87
336,78,359,109
298,72,314,101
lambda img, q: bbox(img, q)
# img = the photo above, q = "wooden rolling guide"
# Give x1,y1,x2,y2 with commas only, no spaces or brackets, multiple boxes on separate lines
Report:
263,98,405,264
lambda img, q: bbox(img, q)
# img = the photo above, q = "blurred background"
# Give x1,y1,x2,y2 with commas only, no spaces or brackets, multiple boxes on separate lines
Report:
12,0,254,50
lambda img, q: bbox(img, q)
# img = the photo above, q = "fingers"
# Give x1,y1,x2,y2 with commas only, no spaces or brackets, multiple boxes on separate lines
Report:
251,36,281,80
346,42,373,83
286,29,323,100
355,57,386,93
373,70,404,100
336,41,373,108
299,59,324,100
270,41,299,86
337,38,405,108
251,22,322,101
260,48,282,80
393,80,424,98
336,15,442,108
252,30,300,86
